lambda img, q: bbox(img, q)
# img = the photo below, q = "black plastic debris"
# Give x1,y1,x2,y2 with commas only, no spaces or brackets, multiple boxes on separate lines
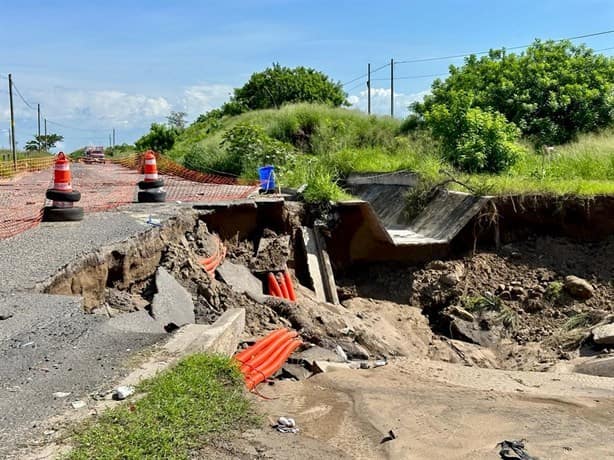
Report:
498,440,537,460
380,430,397,444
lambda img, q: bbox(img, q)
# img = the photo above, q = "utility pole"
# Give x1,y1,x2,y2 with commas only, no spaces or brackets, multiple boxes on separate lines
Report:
390,59,394,118
37,104,41,148
112,128,115,148
109,134,112,148
44,118,47,151
8,74,16,168
367,63,371,115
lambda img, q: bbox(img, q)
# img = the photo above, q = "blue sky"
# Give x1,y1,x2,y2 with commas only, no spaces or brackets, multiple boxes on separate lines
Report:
1,0,613,152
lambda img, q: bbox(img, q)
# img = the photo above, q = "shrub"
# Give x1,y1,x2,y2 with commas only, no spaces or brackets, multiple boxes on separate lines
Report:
135,123,178,153
426,95,523,173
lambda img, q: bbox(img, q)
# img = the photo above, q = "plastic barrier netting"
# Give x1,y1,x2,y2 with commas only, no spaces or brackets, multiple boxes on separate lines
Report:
0,153,259,241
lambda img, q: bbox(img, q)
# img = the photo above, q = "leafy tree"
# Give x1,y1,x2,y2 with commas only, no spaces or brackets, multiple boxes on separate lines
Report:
166,111,188,130
425,93,523,173
25,133,64,151
135,123,177,153
413,40,614,144
232,64,347,111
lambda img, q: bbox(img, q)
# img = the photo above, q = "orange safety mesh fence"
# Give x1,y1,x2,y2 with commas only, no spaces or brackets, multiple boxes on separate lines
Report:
0,154,259,241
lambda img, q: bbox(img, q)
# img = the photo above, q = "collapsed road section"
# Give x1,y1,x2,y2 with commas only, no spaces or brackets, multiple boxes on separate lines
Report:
1,180,614,458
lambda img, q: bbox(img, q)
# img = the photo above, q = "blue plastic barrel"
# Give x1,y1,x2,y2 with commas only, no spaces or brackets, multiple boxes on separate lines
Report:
258,165,276,191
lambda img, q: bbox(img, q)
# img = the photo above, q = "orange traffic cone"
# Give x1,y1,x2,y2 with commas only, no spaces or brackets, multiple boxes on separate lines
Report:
137,150,166,203
43,152,83,222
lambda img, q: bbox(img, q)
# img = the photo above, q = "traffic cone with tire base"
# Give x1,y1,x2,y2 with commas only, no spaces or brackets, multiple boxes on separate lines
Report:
137,150,166,203
43,152,84,222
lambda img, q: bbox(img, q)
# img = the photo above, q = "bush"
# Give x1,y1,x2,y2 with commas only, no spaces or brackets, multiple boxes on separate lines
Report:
426,96,523,173
220,123,295,178
135,123,178,153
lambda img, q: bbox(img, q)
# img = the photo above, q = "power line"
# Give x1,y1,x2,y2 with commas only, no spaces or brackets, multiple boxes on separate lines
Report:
342,62,390,86
11,82,37,111
45,119,111,133
395,28,614,65
372,73,448,81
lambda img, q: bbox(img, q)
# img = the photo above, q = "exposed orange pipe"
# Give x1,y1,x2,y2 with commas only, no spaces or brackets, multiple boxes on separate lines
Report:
267,273,283,297
234,328,287,364
245,339,302,390
278,274,290,300
283,271,296,301
239,331,297,374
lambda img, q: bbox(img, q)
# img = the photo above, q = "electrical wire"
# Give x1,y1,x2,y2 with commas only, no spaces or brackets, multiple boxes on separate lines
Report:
11,82,38,111
45,119,111,133
342,62,391,86
395,29,614,65
372,73,448,81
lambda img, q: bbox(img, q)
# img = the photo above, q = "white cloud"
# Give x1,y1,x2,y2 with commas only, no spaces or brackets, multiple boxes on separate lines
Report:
347,87,429,118
0,87,171,128
180,84,234,119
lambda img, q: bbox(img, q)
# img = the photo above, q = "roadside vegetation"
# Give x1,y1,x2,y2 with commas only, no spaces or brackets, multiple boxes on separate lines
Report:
65,354,255,460
130,41,613,202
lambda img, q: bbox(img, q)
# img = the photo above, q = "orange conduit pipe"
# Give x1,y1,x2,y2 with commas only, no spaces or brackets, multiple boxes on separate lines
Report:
204,244,226,274
245,338,303,390
267,273,283,298
278,274,290,300
283,271,297,301
234,329,288,364
239,331,297,374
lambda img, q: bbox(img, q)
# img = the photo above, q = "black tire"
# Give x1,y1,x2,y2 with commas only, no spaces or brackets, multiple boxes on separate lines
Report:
138,189,167,203
46,189,81,202
138,179,165,189
42,206,84,222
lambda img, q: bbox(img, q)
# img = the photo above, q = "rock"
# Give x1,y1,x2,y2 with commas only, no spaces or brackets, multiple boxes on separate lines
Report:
510,286,527,300
447,305,474,322
440,273,460,287
426,260,448,271
52,392,71,399
450,319,496,347
217,260,263,297
499,291,512,301
290,346,344,366
337,341,370,360
592,323,614,345
523,299,543,313
151,267,196,330
71,400,86,410
312,361,355,373
107,309,167,335
335,345,348,362
279,364,312,381
253,235,291,272
564,276,594,300
113,385,135,400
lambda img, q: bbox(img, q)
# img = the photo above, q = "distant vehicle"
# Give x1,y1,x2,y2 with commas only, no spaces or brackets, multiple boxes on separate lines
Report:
83,146,106,164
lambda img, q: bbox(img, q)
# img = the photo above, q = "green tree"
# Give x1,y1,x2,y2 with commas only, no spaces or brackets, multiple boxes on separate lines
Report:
166,111,188,130
135,123,177,153
232,64,347,111
413,40,614,145
25,133,64,151
425,93,523,173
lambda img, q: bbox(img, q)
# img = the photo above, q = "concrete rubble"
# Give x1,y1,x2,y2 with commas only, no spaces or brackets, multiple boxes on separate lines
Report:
151,267,196,330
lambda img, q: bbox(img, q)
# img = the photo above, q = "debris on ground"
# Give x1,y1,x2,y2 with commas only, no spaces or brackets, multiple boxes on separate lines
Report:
113,385,135,401
497,439,536,460
273,416,299,434
380,430,397,444
71,400,87,410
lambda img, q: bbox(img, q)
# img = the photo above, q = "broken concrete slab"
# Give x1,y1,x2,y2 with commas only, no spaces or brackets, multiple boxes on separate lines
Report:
107,309,167,335
575,356,614,377
313,361,357,373
151,267,195,329
252,235,291,272
299,227,326,302
314,225,340,305
592,323,614,345
290,345,344,366
279,363,312,381
217,260,263,296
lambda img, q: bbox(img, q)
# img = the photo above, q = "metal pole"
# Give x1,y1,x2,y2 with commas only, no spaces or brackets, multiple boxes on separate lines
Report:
44,118,47,151
8,74,16,168
367,63,371,115
37,103,41,151
112,128,115,148
390,59,394,118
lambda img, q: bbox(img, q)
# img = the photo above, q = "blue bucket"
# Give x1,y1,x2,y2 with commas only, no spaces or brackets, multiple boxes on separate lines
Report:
258,165,276,191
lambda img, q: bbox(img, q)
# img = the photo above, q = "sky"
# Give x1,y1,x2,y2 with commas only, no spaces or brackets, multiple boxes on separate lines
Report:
0,0,613,153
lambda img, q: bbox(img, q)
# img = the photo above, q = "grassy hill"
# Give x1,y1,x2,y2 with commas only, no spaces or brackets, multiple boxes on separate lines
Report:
168,103,614,201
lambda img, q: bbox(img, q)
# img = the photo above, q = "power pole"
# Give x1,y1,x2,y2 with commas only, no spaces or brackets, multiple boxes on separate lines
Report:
112,128,115,148
109,134,112,148
390,59,394,118
44,118,47,151
37,104,41,150
367,63,371,115
8,74,16,168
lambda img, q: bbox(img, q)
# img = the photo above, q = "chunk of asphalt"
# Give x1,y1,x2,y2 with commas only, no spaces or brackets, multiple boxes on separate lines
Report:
217,260,263,296
151,267,195,330
107,309,166,335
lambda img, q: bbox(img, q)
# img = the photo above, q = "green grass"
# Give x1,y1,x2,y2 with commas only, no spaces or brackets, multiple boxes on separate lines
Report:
461,294,502,313
65,354,255,460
